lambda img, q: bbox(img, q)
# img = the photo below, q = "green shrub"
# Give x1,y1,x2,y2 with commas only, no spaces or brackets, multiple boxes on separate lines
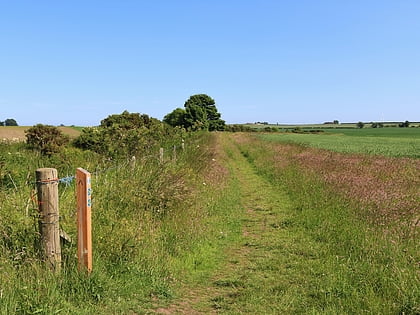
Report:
74,111,185,159
25,124,69,155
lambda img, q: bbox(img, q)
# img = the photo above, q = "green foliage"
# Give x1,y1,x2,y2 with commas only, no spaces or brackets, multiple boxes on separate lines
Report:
224,124,254,132
184,102,209,130
25,124,70,155
399,120,410,128
263,126,279,132
0,119,19,126
163,94,225,131
371,122,383,128
5,118,18,126
74,111,181,158
163,108,187,128
183,94,225,131
357,121,365,128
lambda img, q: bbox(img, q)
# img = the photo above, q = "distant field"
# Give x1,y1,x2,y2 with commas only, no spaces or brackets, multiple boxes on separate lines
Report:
260,128,420,158
242,122,420,130
324,127,420,138
243,123,358,129
0,126,81,141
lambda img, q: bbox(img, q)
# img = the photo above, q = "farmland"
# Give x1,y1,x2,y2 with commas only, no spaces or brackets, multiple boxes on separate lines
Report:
0,126,81,141
260,127,420,158
243,122,420,131
0,126,419,313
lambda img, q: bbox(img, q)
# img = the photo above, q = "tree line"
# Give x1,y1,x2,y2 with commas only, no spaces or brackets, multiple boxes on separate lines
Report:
24,94,224,157
0,118,18,126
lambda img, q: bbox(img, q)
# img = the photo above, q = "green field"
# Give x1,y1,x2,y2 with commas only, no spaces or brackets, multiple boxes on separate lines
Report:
324,127,420,138
260,128,420,158
241,122,420,131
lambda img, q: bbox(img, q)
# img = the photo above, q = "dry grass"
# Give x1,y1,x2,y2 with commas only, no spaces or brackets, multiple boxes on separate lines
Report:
0,126,81,141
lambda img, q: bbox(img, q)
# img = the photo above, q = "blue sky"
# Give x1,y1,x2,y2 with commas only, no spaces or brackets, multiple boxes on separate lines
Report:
1,0,419,126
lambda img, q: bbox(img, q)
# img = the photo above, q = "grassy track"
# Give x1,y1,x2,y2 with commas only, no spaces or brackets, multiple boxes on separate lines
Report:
155,133,302,313
154,133,419,314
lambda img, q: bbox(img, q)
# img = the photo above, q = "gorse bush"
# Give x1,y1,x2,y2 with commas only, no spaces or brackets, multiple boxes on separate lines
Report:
74,111,185,158
25,124,69,155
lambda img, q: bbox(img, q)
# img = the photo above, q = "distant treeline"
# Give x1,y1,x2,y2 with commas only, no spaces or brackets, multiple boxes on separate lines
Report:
0,118,18,126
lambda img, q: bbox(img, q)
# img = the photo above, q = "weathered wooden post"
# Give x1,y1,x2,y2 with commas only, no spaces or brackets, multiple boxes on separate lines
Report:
172,145,177,162
159,147,164,163
130,155,136,169
36,168,61,272
181,139,185,151
76,168,92,273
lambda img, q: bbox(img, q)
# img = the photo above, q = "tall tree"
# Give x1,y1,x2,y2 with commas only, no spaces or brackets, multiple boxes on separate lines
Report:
183,94,225,131
4,118,18,126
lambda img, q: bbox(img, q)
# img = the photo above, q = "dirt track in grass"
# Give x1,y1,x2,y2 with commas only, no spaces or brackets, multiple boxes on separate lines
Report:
151,134,306,314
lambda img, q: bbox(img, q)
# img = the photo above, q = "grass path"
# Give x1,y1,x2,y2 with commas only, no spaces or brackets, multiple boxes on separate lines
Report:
153,134,324,314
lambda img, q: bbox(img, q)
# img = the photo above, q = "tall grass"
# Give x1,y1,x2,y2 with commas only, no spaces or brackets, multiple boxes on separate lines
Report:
234,134,419,313
0,133,241,313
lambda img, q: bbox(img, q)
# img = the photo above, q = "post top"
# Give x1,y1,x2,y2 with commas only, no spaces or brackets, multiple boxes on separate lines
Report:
36,167,57,172
76,168,90,175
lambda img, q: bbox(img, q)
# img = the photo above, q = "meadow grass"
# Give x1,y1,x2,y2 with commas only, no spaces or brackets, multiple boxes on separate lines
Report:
260,130,420,158
0,133,245,313
231,134,419,313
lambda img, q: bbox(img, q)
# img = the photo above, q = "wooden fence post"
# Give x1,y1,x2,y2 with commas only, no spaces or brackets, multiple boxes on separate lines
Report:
159,147,164,163
36,168,61,272
173,145,177,162
181,139,185,151
76,168,92,273
130,156,136,169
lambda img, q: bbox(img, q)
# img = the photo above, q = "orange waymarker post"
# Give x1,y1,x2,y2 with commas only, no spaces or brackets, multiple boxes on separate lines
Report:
76,168,92,273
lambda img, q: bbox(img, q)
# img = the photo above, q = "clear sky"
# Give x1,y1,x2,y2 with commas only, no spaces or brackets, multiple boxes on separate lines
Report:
1,0,419,126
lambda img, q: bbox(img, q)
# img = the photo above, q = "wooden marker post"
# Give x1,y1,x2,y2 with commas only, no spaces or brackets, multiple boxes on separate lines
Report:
36,168,61,272
76,168,92,273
